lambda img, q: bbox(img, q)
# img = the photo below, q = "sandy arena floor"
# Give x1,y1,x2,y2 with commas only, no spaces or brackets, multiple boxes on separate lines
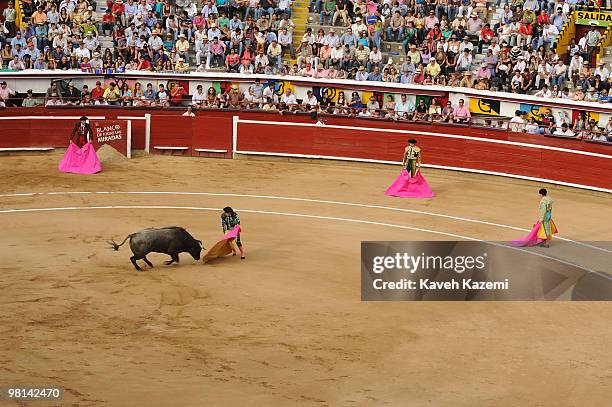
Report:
1,153,611,406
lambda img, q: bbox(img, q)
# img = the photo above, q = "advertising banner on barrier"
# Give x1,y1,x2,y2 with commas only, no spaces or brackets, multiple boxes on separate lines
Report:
91,120,130,158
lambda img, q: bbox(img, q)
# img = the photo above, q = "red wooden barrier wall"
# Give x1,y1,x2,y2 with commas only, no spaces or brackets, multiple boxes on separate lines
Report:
235,121,612,190
1,107,611,191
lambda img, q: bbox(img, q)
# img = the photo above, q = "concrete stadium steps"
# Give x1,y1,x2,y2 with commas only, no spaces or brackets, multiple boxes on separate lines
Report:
601,45,612,65
94,0,115,53
283,0,310,65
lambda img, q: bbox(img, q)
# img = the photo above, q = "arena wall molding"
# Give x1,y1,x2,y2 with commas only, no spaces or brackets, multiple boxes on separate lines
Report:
0,107,611,192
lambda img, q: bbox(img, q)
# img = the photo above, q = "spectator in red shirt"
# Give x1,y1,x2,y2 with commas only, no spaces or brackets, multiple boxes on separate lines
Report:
111,0,125,25
137,55,152,70
478,23,494,53
91,81,105,104
225,47,240,72
518,22,533,49
241,43,255,65
537,10,550,26
101,9,115,36
170,83,187,106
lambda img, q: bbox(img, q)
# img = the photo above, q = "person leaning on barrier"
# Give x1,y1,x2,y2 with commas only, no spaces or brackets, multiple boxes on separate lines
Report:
0,80,15,107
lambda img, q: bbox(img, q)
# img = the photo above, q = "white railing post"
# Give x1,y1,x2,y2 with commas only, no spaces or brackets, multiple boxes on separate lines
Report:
232,115,239,159
145,113,151,153
126,120,132,159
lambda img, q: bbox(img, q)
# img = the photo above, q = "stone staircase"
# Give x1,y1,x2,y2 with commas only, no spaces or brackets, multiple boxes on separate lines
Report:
469,3,502,68
284,0,310,65
600,44,612,65
93,0,115,54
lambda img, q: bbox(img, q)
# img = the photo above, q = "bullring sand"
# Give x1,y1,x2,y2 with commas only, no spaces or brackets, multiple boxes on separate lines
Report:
1,153,611,406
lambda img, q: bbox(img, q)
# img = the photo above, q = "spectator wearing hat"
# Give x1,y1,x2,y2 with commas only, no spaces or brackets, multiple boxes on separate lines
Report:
296,38,314,68
175,57,189,72
355,64,368,81
0,81,15,107
83,31,99,52
174,33,190,62
195,35,211,68
103,82,121,105
2,2,16,38
594,60,610,82
148,30,164,53
74,41,91,61
88,80,103,104
466,12,483,42
585,25,602,62
455,48,472,72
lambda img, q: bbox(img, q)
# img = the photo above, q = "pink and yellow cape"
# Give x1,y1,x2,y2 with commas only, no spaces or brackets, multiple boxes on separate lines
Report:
510,220,558,247
202,226,242,263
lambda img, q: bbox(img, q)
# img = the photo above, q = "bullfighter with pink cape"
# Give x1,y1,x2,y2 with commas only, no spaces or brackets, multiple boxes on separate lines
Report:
386,139,434,198
511,188,558,248
58,116,101,174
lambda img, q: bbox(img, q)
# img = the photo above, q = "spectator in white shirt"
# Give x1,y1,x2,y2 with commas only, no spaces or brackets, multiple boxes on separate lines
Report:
394,94,414,118
8,55,25,70
534,84,552,98
280,88,297,111
74,41,91,61
182,106,196,116
594,61,610,82
192,84,206,107
302,89,319,110
524,117,541,134
553,123,575,138
509,110,525,132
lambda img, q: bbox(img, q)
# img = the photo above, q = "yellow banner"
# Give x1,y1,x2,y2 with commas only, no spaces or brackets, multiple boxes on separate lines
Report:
469,98,500,116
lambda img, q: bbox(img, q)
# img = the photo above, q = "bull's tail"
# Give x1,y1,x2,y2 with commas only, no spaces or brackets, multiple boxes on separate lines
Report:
108,234,133,251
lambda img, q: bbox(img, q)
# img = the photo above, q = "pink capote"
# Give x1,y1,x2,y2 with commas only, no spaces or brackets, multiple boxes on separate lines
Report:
510,221,544,247
58,142,102,174
202,226,242,263
385,169,435,198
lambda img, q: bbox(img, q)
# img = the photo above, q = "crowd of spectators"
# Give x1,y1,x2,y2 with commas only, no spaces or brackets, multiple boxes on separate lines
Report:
1,75,610,143
0,0,610,101
496,107,612,141
0,0,611,142
0,0,298,74
299,0,612,100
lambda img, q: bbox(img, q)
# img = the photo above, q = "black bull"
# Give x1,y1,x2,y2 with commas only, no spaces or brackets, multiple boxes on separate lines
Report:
108,227,204,271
